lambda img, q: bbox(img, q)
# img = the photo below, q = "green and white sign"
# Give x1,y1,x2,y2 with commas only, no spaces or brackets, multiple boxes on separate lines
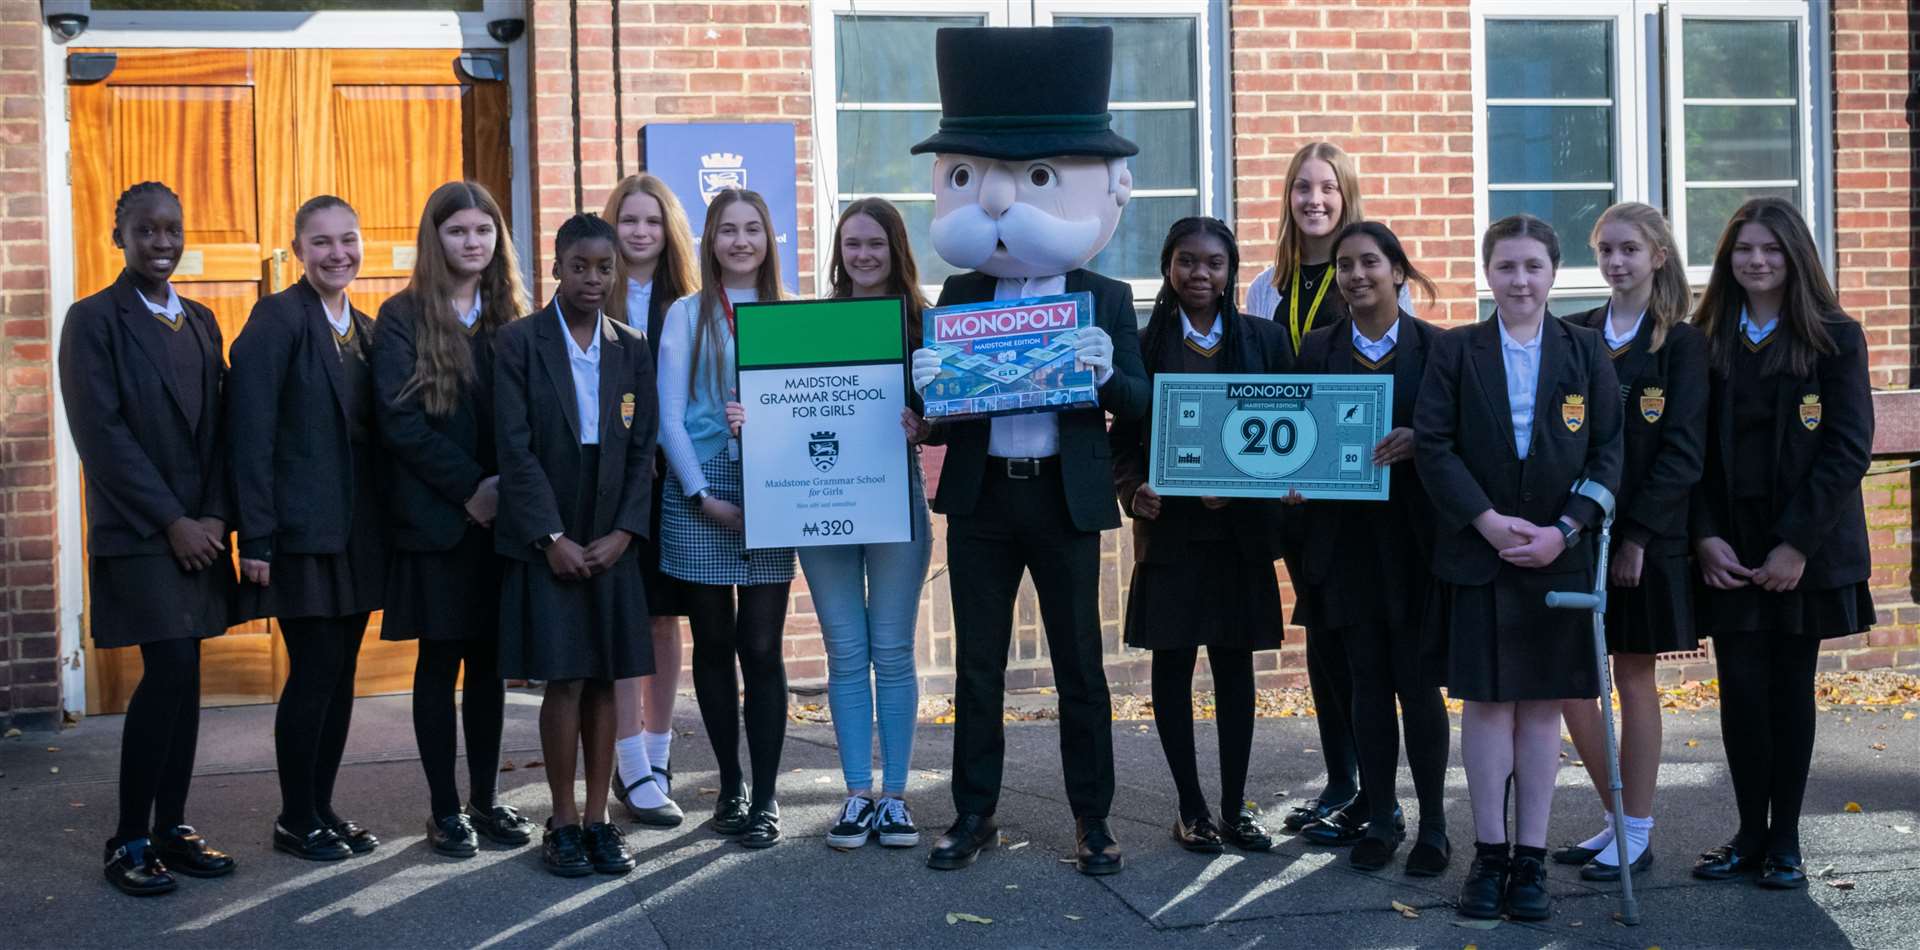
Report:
733,297,915,549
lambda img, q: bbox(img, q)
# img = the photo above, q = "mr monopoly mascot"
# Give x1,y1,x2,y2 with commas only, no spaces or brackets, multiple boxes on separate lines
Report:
908,26,1150,876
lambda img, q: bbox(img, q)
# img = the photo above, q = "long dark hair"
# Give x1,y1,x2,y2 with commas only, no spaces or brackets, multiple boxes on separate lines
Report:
1692,197,1840,378
1330,220,1438,310
828,197,930,349
394,181,528,417
1142,216,1241,369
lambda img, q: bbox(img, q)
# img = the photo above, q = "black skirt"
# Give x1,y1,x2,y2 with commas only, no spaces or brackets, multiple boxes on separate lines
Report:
1697,497,1875,640
1123,548,1283,651
381,525,502,642
233,453,387,622
1605,547,1699,655
1436,564,1601,702
87,554,234,648
497,446,654,681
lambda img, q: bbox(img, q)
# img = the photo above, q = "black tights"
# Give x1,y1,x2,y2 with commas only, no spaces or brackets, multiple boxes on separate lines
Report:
1305,624,1361,809
275,614,369,834
413,636,505,819
1715,631,1820,855
1343,622,1449,837
116,639,203,843
1151,647,1255,820
685,582,791,809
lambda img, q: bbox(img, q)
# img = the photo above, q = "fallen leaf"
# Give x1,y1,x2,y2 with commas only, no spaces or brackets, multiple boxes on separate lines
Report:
1005,884,1018,890
1816,864,1837,878
49,766,59,774
1685,739,1700,748
523,759,543,768
1845,802,1864,813
1064,914,1083,921
814,776,831,784
1893,825,1913,835
1007,840,1029,850
1870,742,1887,751
1569,920,1582,927
68,802,84,808
1570,759,1584,767
4,727,21,738
1904,711,1915,720
1453,918,1501,930
45,746,59,752
699,787,719,796
945,912,993,925
1391,900,1420,919
1828,880,1856,890
499,762,516,772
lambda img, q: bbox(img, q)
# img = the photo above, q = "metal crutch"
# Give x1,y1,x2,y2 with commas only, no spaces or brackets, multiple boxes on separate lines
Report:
1544,480,1640,926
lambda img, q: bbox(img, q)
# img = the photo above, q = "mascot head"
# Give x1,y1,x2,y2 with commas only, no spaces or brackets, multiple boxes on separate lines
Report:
912,27,1136,280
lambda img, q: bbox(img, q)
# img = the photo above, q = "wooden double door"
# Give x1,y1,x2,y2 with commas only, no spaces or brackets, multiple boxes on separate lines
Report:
70,47,512,714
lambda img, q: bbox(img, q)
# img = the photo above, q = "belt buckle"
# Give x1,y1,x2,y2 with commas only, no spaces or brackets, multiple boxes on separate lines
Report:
1005,457,1038,479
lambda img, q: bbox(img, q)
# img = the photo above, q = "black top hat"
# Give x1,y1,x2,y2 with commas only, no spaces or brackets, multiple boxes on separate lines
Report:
909,26,1139,162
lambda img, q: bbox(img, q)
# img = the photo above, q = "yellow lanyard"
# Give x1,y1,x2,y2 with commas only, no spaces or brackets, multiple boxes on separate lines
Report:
1288,260,1333,352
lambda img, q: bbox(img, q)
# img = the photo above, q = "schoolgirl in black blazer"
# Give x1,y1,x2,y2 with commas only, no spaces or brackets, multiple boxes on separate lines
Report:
1552,203,1707,881
1686,198,1873,890
1286,221,1448,875
60,182,238,895
372,181,536,858
1110,217,1289,855
228,195,387,863
494,213,659,878
1415,214,1621,922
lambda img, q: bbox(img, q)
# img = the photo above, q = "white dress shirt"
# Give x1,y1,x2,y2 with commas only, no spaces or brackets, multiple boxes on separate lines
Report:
1351,316,1399,364
137,285,183,328
556,301,603,445
1180,309,1225,350
625,278,653,333
986,275,1070,459
456,293,482,329
1497,316,1543,458
1603,303,1645,350
1740,307,1778,345
321,293,352,339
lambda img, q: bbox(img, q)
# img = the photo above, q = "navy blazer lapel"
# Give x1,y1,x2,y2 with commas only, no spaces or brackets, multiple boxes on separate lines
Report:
296,280,352,423
1578,306,1652,400
534,304,583,442
1390,315,1425,424
1529,314,1568,452
596,316,626,444
1468,320,1518,456
1324,317,1357,373
111,272,191,427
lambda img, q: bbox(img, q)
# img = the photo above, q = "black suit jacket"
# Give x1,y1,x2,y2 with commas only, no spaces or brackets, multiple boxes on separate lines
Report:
227,278,376,560
1415,316,1623,585
926,269,1151,533
492,303,659,562
59,271,231,556
372,291,501,552
1110,306,1291,564
1690,315,1873,589
1565,307,1708,553
1292,313,1439,587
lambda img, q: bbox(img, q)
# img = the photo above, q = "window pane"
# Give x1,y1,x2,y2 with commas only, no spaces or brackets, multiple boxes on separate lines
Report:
1683,20,1796,100
1488,189,1611,269
1087,195,1203,285
835,110,940,195
1111,109,1198,190
1487,106,1614,185
1684,185,1799,267
1485,19,1612,100
1684,105,1798,182
1056,16,1197,102
835,15,982,103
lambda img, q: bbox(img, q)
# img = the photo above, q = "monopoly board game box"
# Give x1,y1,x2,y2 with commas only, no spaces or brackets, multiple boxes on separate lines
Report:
921,291,1098,421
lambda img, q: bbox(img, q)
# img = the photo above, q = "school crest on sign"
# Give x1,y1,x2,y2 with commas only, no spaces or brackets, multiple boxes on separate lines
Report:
1639,386,1665,423
698,152,748,206
1800,393,1822,431
808,430,839,472
620,392,636,429
1562,393,1586,433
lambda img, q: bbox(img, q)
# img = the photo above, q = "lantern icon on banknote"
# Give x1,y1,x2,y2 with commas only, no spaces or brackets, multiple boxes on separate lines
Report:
808,431,840,472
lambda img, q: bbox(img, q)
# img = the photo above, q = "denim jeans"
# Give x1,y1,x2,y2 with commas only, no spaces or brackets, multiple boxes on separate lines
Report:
797,466,931,795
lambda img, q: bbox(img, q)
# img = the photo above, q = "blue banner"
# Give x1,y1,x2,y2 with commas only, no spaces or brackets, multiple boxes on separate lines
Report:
642,122,801,292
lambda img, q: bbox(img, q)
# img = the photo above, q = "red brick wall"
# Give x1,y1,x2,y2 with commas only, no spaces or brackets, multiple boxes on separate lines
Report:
0,7,57,729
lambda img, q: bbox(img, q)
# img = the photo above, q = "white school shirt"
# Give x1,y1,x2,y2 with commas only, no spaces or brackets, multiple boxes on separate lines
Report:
456,294,482,329
1603,303,1645,350
986,275,1103,458
321,293,352,339
1740,307,1778,345
556,301,603,445
1351,316,1399,364
625,278,653,333
136,285,184,328
1496,317,1543,458
1180,310,1225,350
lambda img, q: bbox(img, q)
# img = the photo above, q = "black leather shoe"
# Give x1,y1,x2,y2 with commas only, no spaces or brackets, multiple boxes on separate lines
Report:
1173,814,1223,854
710,795,751,836
1405,834,1451,877
1505,850,1551,921
1552,842,1602,866
1455,842,1509,919
1693,841,1762,880
426,813,479,858
104,838,177,897
927,814,998,870
1349,830,1402,871
153,825,236,878
1281,795,1351,832
585,822,636,873
739,804,782,849
1757,852,1807,890
542,822,593,878
1300,808,1367,846
1075,817,1124,876
273,822,352,861
329,819,379,854
468,803,535,846
613,765,686,828
1581,847,1653,882
1221,804,1274,852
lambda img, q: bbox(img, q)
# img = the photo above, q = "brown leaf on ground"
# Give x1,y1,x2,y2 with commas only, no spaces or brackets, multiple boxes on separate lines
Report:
1828,880,1857,890
1391,900,1420,919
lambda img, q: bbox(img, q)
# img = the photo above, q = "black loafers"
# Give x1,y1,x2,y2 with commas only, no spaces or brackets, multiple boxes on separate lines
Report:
1581,847,1653,882
329,819,379,854
927,813,998,870
153,825,236,878
1405,835,1451,877
1552,842,1602,866
1075,817,1124,876
1280,795,1351,832
1757,852,1807,890
1693,841,1762,880
1349,830,1403,871
1456,842,1510,919
1301,808,1367,846
273,822,353,862
1221,804,1274,852
739,804,782,849
1173,814,1224,854
585,821,637,873
1505,850,1552,921
468,803,535,846
104,838,177,897
427,813,479,858
711,795,752,836
613,765,686,828
542,822,593,878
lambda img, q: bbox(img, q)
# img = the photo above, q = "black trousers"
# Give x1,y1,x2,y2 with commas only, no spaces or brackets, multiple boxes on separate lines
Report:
946,466,1114,819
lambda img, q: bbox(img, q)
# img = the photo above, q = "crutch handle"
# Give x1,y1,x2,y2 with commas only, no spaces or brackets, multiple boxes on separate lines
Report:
1545,591,1600,610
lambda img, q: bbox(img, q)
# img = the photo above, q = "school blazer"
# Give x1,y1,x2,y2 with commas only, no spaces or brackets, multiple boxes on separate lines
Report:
1110,307,1292,564
1291,313,1439,587
227,279,377,560
58,271,232,556
1565,308,1708,554
492,303,659,562
924,269,1151,533
1689,315,1873,590
372,291,501,552
1414,316,1623,586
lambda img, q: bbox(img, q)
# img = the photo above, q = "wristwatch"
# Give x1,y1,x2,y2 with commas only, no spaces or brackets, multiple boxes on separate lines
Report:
1555,520,1581,546
689,488,712,504
532,531,563,551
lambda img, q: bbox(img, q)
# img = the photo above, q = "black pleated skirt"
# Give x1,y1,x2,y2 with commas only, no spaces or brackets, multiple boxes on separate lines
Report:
380,525,502,642
638,453,688,617
1698,497,1876,641
87,554,234,648
1436,564,1601,702
1605,548,1699,655
1123,547,1283,651
233,454,387,622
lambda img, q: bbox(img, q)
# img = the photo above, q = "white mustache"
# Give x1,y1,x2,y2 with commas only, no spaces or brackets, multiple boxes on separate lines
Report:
930,202,1101,275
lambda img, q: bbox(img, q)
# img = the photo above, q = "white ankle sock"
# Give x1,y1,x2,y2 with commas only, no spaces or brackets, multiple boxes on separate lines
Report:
616,736,669,808
1576,811,1615,851
643,730,672,773
1592,814,1652,866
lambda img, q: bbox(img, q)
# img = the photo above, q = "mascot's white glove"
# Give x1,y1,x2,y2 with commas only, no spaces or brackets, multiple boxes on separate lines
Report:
911,347,942,393
1073,326,1114,377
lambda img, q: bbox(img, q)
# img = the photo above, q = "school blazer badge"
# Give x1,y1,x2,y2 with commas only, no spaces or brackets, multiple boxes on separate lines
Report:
1800,393,1821,431
1561,393,1586,433
1639,386,1665,423
620,392,636,429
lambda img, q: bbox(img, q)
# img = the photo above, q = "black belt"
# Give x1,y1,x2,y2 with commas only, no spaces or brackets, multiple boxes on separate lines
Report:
987,456,1058,479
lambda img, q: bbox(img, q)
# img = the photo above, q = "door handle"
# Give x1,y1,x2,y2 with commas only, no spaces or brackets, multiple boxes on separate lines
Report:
270,247,288,293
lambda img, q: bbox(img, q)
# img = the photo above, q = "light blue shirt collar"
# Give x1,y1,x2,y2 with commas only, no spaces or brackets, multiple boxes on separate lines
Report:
625,278,653,332
555,300,603,445
1351,316,1399,363
1180,310,1224,350
456,294,482,329
1739,306,1778,345
137,285,184,326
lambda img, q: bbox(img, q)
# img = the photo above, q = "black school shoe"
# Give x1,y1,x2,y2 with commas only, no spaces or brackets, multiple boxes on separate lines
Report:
711,795,752,836
585,822,636,874
1552,842,1603,866
613,765,686,828
468,804,536,846
104,838,177,897
1281,795,1351,832
1172,813,1224,854
273,822,353,861
1504,848,1552,921
1303,804,1401,847
153,825,236,878
1221,804,1274,852
1074,818,1124,876
740,804,782,849
1581,847,1652,882
427,814,479,858
1405,834,1451,877
329,819,379,854
1757,852,1808,890
1455,842,1510,919
927,814,998,870
1692,840,1763,880
1349,828,1404,871
542,822,593,878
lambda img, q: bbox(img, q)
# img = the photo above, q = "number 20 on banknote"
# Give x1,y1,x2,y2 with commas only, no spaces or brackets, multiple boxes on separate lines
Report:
1147,374,1393,501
